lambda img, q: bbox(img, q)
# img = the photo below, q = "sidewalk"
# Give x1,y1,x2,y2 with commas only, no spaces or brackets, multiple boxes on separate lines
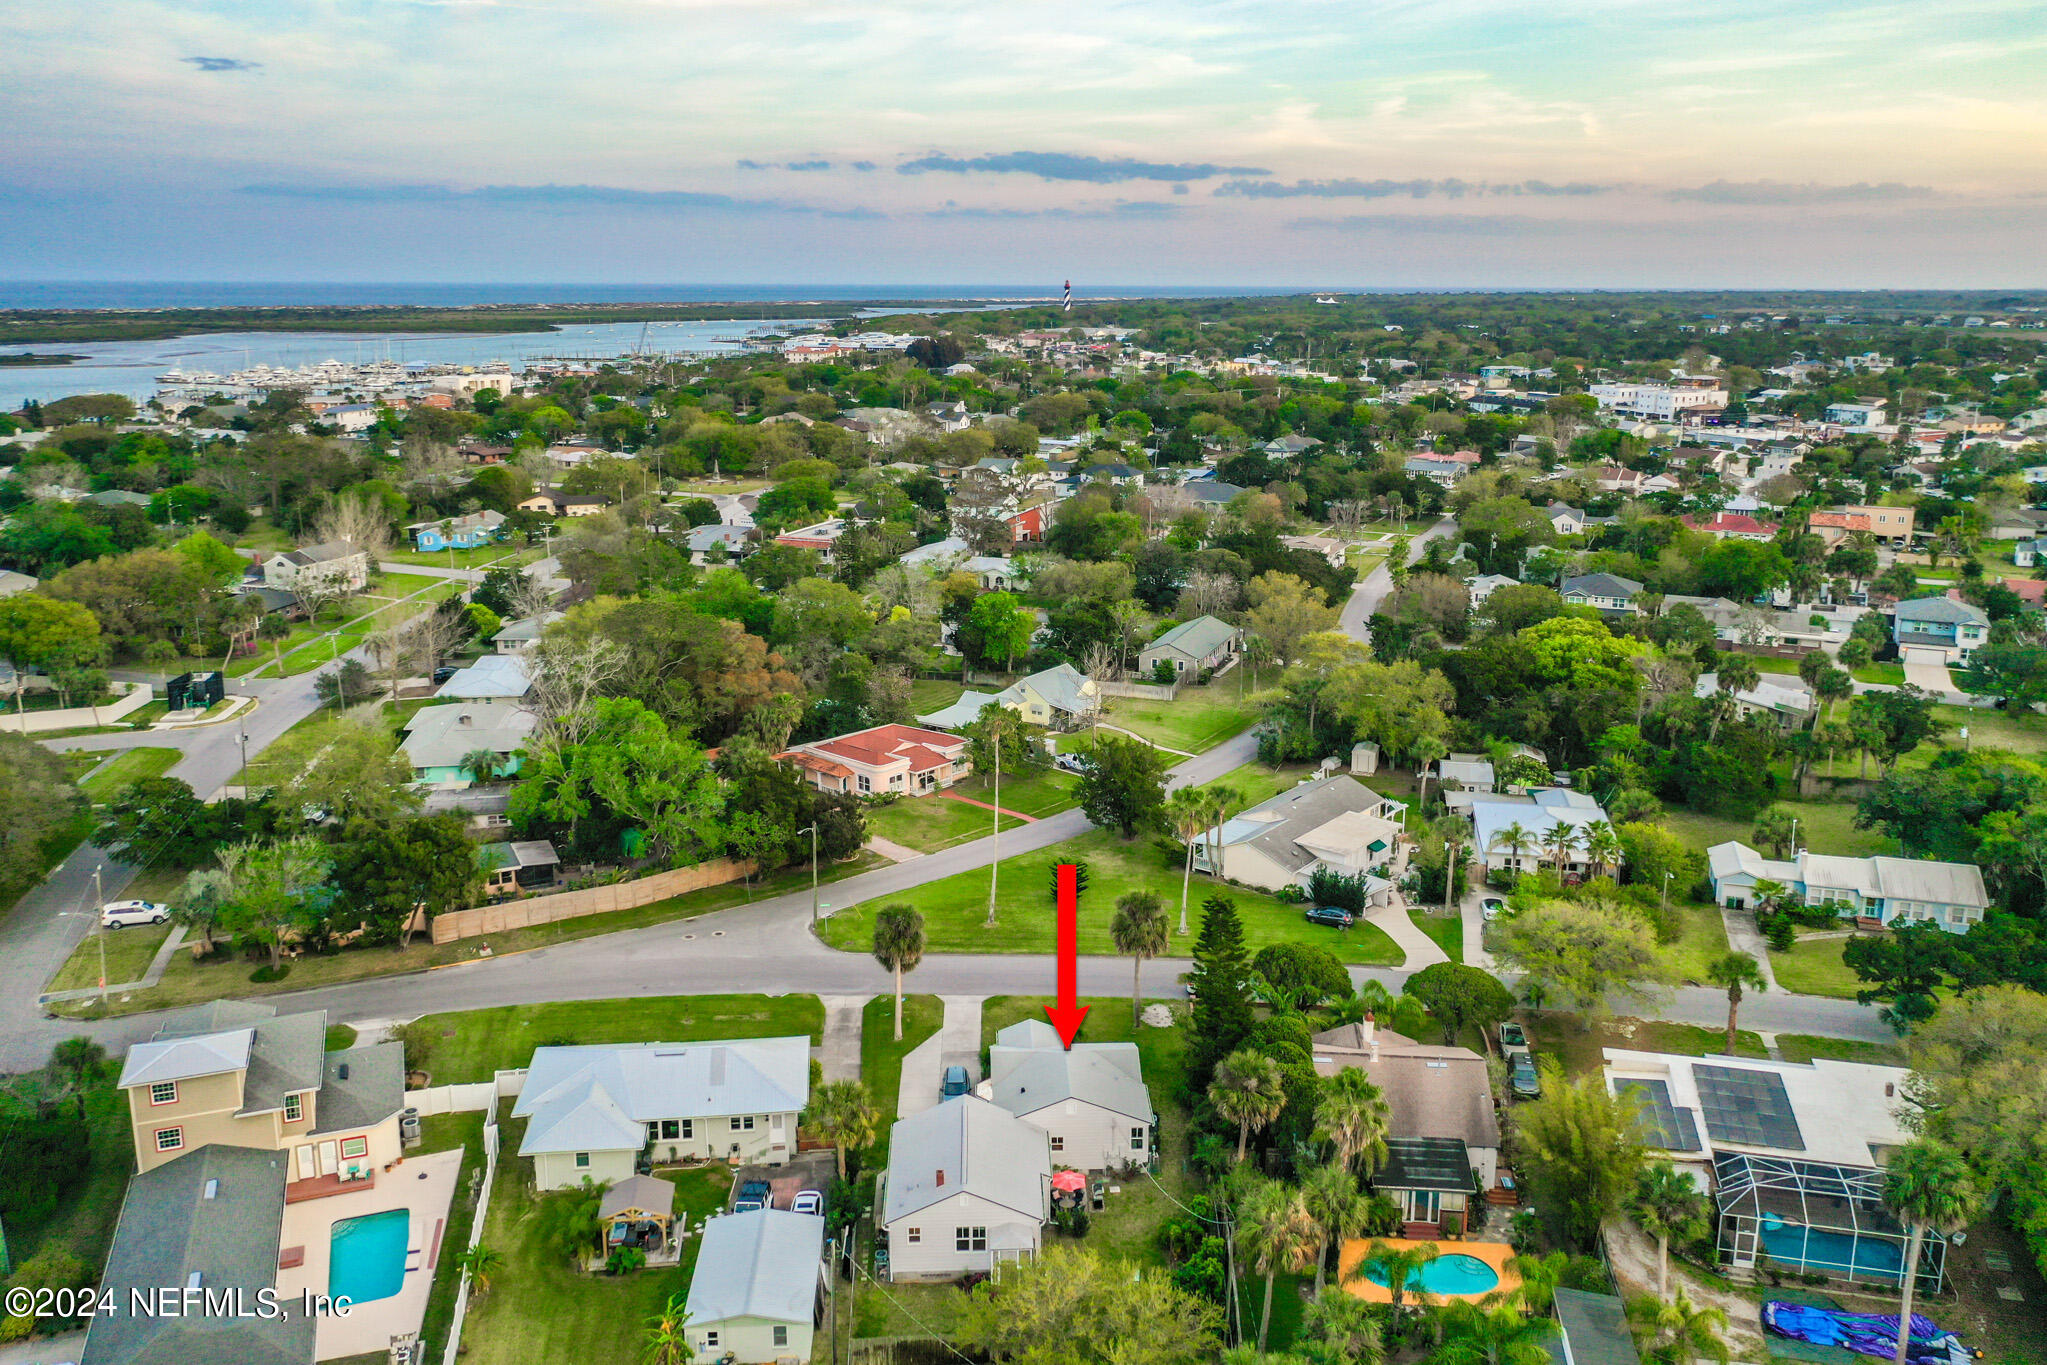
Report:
38,925,188,1005
940,792,1039,821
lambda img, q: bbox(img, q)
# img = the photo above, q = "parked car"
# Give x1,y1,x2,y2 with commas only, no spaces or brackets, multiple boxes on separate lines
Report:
431,664,459,685
1509,1052,1542,1100
1498,1021,1528,1053
1054,752,1093,774
791,1189,824,1216
940,1065,971,1100
100,900,170,929
734,1179,771,1212
1481,896,1506,922
1302,905,1355,929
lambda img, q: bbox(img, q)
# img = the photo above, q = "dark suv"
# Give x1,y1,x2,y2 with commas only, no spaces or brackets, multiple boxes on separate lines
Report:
1303,905,1355,929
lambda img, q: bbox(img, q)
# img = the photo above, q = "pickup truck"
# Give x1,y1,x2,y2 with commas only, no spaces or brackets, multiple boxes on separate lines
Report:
733,1179,772,1213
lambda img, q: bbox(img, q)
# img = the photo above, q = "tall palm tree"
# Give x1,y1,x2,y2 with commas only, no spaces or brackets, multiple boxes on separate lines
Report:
1542,822,1582,874
1488,821,1533,875
1237,1179,1320,1353
48,1036,108,1118
1704,952,1766,1057
643,1292,694,1365
1312,1068,1390,1177
1203,784,1240,881
1882,1139,1981,1365
1434,1299,1555,1365
1347,1240,1439,1327
1109,890,1170,1027
1630,1163,1709,1300
1625,1289,1731,1365
1581,820,1622,879
807,1079,880,1181
871,904,926,1041
1165,787,1210,935
1300,1162,1370,1299
1208,1048,1287,1164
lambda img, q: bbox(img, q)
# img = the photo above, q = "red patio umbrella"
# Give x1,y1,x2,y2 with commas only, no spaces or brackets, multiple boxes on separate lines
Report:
1050,1170,1088,1193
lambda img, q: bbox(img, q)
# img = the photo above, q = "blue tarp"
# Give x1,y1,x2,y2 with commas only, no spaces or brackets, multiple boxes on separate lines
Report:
1762,1301,1965,1365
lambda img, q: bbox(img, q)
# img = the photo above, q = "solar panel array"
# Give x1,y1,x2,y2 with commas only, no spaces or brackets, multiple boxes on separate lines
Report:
1694,1064,1805,1151
1616,1078,1703,1152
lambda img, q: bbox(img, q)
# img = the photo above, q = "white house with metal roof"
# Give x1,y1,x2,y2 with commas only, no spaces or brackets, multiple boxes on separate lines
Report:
985,1020,1154,1171
684,1208,826,1362
514,1037,811,1189
1706,841,1990,932
881,1096,1051,1281
434,651,532,700
1191,775,1404,897
1137,614,1242,676
1468,788,1614,878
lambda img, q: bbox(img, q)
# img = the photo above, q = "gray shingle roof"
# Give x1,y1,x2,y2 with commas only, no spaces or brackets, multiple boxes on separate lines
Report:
1143,614,1240,662
1892,595,1989,625
401,702,539,770
80,1146,314,1365
685,1209,824,1327
308,1042,405,1139
1561,572,1644,599
884,1095,1050,1224
988,1021,1153,1125
1311,1025,1500,1151
1216,775,1397,878
1554,1290,1642,1365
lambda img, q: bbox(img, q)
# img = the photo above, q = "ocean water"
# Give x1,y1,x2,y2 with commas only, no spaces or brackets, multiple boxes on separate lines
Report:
0,281,1301,309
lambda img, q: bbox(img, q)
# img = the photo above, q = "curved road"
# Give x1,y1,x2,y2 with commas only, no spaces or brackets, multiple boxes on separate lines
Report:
1340,517,1460,643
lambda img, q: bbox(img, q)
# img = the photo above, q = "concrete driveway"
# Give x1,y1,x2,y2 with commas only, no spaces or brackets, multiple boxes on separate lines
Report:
896,1033,945,1120
1900,648,1957,692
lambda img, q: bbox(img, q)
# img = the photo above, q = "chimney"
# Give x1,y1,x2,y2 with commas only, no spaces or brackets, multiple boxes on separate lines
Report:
936,1169,946,1187
457,713,472,727
1362,1012,1375,1047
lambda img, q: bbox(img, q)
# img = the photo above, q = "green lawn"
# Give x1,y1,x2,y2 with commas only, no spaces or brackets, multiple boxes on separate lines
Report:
1893,706,2047,773
1414,910,1464,965
819,828,1403,965
381,542,538,571
908,677,967,716
1526,1013,1770,1076
79,747,182,803
1744,654,1803,675
863,794,1023,854
57,852,884,1018
1100,680,1258,753
951,766,1077,817
326,1023,359,1050
230,578,467,679
1774,1034,1904,1066
1658,900,1734,986
1851,663,1907,686
458,1111,725,1365
1769,936,1864,1000
414,1111,487,1363
46,920,172,994
1198,761,1315,812
1659,798,1894,858
860,993,943,1164
408,994,825,1083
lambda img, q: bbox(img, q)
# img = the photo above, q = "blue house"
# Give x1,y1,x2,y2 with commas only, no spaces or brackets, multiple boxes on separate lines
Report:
1888,594,1988,664
408,509,507,552
1707,841,1990,933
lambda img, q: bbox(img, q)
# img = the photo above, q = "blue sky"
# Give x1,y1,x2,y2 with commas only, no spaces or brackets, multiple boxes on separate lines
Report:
1,0,2042,286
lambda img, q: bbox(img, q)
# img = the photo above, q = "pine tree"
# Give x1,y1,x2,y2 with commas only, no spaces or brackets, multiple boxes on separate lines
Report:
1188,895,1255,1089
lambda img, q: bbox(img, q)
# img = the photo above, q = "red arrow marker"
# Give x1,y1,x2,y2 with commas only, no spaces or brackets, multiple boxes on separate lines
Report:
1045,862,1088,1050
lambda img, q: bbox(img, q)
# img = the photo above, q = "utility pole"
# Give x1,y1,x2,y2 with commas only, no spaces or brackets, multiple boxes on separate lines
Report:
985,722,1003,929
800,823,820,924
1444,834,1459,915
92,865,107,1009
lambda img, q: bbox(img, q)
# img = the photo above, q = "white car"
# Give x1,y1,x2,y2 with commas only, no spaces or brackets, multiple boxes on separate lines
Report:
790,1190,824,1216
100,900,170,929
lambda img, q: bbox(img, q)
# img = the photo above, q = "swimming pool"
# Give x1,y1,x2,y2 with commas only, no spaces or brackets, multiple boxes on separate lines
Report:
1363,1252,1501,1297
329,1209,410,1305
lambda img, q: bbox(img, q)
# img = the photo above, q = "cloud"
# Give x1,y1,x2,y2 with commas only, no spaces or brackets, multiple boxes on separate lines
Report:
1286,213,1578,235
182,56,260,72
1220,178,1620,199
238,182,881,217
923,199,1182,220
736,159,835,172
898,151,1269,182
1664,180,1937,204
850,161,877,172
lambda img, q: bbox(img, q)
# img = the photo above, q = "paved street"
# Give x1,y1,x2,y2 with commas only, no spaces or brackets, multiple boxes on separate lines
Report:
1340,516,1459,642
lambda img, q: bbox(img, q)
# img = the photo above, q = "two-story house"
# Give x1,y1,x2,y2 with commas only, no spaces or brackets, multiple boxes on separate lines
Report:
262,539,368,596
1890,595,1989,664
116,1001,404,1186
514,1037,812,1189
778,723,971,798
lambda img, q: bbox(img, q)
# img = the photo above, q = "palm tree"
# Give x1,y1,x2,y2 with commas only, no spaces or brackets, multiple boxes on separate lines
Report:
1434,1299,1555,1365
1165,787,1209,935
1237,1179,1320,1353
1208,1048,1287,1163
1581,820,1622,879
459,1244,504,1298
1202,784,1240,883
1882,1139,1981,1365
1504,1250,1569,1314
807,1079,881,1181
1300,1162,1370,1299
1312,1067,1390,1177
1630,1163,1709,1300
460,747,501,786
871,904,926,1041
534,1178,606,1266
1625,1289,1731,1365
644,1291,695,1365
1752,807,1798,859
1541,822,1582,874
1347,1239,1439,1326
1109,891,1170,1027
1488,821,1533,875
1704,952,1767,1057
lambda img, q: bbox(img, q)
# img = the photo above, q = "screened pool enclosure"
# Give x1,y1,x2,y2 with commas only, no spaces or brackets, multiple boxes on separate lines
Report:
1713,1152,1945,1291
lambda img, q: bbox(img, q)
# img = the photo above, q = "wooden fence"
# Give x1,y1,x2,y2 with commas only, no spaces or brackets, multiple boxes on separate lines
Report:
429,857,755,943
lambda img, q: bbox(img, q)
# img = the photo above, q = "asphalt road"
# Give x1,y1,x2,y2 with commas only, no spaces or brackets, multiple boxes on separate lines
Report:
1340,517,1460,642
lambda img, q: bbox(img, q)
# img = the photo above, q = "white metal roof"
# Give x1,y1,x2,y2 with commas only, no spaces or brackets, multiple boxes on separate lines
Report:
686,1209,825,1326
988,1021,1153,1125
514,1037,811,1156
884,1095,1049,1225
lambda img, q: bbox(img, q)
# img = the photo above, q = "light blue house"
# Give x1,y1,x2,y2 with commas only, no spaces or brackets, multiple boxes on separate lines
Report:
1888,595,1989,664
1707,841,1990,933
399,701,537,787
408,509,507,552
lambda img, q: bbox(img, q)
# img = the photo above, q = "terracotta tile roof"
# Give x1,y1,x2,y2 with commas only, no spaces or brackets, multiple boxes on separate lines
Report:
792,724,966,774
1684,512,1779,535
781,751,855,781
1809,511,1872,531
2001,578,2047,604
